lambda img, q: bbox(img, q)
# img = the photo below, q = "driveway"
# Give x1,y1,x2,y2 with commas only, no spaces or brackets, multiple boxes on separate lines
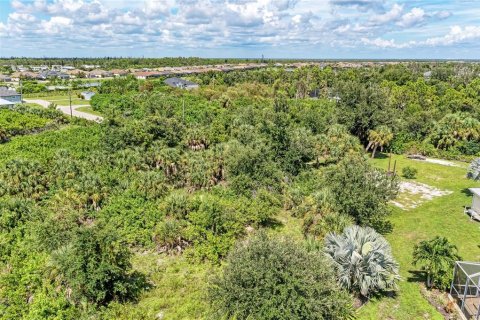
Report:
24,99,103,122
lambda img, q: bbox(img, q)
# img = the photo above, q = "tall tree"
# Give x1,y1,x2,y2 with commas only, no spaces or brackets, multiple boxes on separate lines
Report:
365,125,393,158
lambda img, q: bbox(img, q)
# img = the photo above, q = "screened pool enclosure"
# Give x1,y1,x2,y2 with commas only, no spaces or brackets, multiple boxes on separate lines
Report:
450,261,480,319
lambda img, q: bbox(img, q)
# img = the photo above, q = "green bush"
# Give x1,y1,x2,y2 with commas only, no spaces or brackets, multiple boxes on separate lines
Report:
209,232,354,319
48,226,147,305
325,154,399,229
402,166,418,179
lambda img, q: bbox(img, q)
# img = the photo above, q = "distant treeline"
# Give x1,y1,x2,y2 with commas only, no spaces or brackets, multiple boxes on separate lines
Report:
0,57,273,69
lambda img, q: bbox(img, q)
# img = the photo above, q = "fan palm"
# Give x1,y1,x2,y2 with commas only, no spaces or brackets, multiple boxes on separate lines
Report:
413,236,460,288
324,225,400,297
467,158,480,181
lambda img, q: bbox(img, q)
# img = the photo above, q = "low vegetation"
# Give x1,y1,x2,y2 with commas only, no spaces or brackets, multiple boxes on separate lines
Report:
209,232,354,319
1,61,479,319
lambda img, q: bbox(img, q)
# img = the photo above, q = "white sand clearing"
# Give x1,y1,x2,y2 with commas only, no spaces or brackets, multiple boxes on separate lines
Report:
391,181,452,210
413,157,461,167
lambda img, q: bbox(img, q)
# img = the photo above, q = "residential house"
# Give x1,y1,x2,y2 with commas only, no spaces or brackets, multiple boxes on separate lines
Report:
0,74,12,82
30,65,49,71
134,71,163,80
10,72,22,81
111,69,129,77
80,91,96,100
82,64,101,70
82,82,101,88
0,87,22,104
37,70,69,80
15,72,38,80
67,69,86,78
88,69,113,78
164,77,199,90
0,98,15,108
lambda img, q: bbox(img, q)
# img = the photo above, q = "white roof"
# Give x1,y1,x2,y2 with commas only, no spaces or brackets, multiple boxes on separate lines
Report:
0,98,14,105
470,188,480,197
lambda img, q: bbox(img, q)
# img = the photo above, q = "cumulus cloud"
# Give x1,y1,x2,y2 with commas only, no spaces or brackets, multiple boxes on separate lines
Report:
425,25,480,46
361,37,412,48
369,3,403,25
330,0,385,12
0,0,478,56
396,7,425,27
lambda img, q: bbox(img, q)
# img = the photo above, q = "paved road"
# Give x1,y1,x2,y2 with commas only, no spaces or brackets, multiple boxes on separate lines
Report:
24,99,103,122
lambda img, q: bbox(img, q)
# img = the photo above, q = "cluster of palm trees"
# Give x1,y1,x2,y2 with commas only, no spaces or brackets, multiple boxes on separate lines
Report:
365,125,394,158
430,113,480,150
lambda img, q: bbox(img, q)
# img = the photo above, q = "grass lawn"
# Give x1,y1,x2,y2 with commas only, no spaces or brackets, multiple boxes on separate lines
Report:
358,154,480,320
27,94,90,106
43,96,90,106
121,154,477,320
76,106,102,116
102,254,214,320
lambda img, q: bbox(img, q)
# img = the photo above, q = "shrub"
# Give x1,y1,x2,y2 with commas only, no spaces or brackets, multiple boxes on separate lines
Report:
48,226,147,305
402,166,418,179
413,236,460,289
324,225,400,297
153,218,186,253
209,232,354,320
325,154,399,229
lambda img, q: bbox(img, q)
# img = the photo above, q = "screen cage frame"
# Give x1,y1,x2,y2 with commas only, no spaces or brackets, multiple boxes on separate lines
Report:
450,261,480,320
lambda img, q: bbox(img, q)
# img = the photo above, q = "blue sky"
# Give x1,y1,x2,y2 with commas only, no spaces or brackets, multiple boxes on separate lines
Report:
0,0,479,59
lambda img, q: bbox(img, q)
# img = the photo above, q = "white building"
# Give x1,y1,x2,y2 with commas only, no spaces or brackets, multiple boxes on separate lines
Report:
471,188,480,213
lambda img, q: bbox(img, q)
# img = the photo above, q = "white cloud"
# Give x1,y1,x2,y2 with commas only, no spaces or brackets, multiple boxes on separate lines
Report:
435,10,452,19
0,0,479,57
369,3,403,25
397,7,425,27
40,16,73,34
361,37,412,48
425,25,480,46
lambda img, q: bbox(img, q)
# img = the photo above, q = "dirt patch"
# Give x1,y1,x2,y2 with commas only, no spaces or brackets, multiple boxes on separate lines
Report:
419,285,460,320
391,181,452,210
413,158,462,167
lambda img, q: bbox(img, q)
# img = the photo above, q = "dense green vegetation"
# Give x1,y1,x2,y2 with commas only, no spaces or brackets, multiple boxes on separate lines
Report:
0,57,268,71
0,105,66,139
209,232,354,319
1,62,479,319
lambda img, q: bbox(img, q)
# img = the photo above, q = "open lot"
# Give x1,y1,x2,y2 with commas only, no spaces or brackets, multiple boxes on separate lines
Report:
358,155,479,320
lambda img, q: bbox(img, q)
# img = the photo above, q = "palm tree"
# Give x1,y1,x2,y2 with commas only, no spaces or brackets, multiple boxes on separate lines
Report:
0,128,9,143
413,236,460,289
365,125,393,158
467,158,480,181
324,225,400,297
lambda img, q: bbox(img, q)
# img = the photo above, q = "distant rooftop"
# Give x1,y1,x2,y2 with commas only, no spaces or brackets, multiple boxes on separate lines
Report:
0,87,19,96
164,77,198,88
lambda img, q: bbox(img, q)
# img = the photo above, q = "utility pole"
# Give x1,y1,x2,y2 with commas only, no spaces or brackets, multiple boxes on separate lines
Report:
19,80,23,103
69,88,73,118
182,98,185,123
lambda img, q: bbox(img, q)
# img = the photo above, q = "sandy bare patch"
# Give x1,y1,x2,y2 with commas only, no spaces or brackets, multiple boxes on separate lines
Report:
391,181,452,210
415,157,461,167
